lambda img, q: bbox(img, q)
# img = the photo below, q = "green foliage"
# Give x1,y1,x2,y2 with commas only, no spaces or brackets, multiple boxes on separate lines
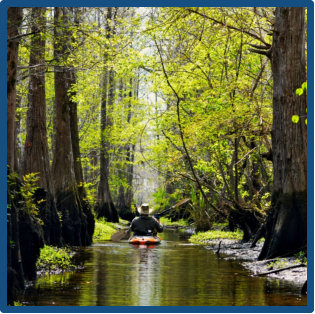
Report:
78,182,97,207
292,115,300,123
142,7,273,232
12,301,24,306
15,8,277,233
189,229,243,244
267,253,307,270
267,258,289,270
152,187,182,212
7,170,19,190
295,88,304,96
8,171,44,224
93,218,118,241
20,173,40,217
296,81,307,96
160,217,189,227
293,82,307,125
152,188,167,210
36,245,74,273
188,187,212,231
295,251,307,265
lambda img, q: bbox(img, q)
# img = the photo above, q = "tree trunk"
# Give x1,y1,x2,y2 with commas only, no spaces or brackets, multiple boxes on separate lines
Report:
116,79,136,221
126,144,135,209
7,180,25,305
96,7,119,222
7,7,23,172
53,7,93,246
69,66,95,242
69,72,84,187
259,8,307,260
23,7,62,247
7,8,24,305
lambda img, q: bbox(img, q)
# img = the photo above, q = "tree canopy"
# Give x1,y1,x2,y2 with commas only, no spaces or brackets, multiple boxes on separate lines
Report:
8,6,307,256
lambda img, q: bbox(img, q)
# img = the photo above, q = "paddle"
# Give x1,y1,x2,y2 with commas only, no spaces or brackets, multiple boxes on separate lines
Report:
110,198,191,242
156,198,191,217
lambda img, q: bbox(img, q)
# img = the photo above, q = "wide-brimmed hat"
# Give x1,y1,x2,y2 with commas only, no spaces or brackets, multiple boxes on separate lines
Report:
138,203,152,215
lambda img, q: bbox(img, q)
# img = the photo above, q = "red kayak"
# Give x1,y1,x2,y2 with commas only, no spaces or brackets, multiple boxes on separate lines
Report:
129,235,161,245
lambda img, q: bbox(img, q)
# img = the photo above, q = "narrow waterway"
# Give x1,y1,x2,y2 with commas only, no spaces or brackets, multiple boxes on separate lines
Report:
18,230,306,306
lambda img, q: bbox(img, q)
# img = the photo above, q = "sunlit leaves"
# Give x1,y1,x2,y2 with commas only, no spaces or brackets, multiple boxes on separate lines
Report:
292,115,300,124
296,88,304,96
144,7,273,211
15,7,275,211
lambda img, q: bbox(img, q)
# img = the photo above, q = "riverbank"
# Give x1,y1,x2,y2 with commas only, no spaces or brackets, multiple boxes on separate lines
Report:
189,235,307,290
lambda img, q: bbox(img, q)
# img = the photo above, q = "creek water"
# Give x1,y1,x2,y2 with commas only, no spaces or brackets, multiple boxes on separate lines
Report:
18,229,306,306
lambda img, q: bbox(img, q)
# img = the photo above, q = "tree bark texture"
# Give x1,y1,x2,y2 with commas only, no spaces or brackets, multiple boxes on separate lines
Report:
68,69,95,241
7,7,23,172
7,180,25,304
7,8,24,304
125,79,136,210
96,7,119,222
116,80,136,221
23,8,62,246
259,7,307,259
53,7,93,245
69,71,84,187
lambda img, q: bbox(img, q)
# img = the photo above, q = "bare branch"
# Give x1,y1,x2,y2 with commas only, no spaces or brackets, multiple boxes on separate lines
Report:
186,8,270,46
154,36,212,209
7,31,39,41
249,48,272,59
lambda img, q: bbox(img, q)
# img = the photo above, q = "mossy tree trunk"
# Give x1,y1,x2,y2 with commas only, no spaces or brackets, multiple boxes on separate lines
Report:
259,7,307,260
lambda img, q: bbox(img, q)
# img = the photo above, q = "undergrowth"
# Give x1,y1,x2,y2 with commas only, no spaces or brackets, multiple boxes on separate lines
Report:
160,217,189,227
295,251,307,265
36,245,74,274
93,218,118,241
189,229,243,244
267,258,289,270
11,301,24,306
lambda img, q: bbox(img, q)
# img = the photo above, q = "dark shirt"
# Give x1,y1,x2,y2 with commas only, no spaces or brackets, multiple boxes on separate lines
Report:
130,215,163,236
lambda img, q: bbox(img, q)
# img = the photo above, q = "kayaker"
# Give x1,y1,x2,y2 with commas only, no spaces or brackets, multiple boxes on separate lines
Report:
130,203,163,236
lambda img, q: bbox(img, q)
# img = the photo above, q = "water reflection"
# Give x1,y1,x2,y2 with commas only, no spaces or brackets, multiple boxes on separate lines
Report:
18,230,307,306
132,245,160,306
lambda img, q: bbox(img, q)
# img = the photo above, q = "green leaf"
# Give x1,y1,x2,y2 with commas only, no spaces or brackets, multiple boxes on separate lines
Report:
296,88,303,96
302,82,307,91
292,115,300,123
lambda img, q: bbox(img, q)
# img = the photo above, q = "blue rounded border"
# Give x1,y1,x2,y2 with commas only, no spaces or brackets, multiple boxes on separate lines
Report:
1,0,313,313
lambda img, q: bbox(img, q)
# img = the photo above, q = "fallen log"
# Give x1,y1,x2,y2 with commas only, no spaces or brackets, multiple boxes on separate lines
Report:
254,263,306,276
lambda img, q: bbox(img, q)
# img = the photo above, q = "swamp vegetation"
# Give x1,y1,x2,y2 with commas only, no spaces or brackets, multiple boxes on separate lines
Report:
7,6,308,306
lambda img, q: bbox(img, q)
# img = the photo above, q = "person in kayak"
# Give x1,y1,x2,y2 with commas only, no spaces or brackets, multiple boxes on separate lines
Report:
130,203,163,236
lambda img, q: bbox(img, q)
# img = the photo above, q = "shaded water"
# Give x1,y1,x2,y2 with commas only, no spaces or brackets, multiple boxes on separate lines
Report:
19,230,306,306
